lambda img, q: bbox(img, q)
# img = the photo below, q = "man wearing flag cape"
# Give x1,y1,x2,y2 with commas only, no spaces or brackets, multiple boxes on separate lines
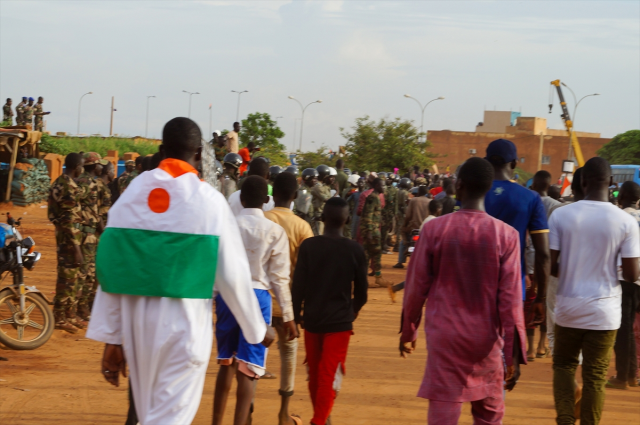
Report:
87,117,270,424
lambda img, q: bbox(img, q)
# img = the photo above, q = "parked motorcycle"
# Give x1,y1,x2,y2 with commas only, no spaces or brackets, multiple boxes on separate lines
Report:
0,215,53,350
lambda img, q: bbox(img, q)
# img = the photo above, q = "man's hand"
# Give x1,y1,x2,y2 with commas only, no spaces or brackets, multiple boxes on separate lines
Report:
74,245,84,267
399,339,416,358
529,301,546,327
261,326,276,348
283,320,299,341
102,343,126,387
504,365,515,391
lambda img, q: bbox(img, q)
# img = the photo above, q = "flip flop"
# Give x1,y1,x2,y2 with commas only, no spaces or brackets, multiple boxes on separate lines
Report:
290,415,303,425
262,370,277,379
536,348,549,358
527,355,535,362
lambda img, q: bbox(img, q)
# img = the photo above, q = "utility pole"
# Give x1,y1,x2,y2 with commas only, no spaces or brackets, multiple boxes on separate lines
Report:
109,96,114,136
538,132,545,171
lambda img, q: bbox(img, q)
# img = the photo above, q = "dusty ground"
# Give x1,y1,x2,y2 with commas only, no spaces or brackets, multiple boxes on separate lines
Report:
0,203,639,424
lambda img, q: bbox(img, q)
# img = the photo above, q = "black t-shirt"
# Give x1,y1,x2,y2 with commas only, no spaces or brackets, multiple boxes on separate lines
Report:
292,236,368,334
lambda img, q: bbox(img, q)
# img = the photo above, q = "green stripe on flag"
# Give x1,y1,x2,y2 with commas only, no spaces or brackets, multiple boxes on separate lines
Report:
97,227,219,299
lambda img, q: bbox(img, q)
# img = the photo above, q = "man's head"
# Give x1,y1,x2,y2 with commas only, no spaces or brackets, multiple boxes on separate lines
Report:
456,157,495,203
413,165,420,173
417,185,429,197
335,159,344,170
233,121,241,132
532,170,552,195
302,168,319,186
125,160,135,172
142,156,153,172
357,177,365,191
83,152,108,175
21,97,27,102
37,96,43,104
160,117,203,168
101,161,115,181
6,98,11,106
27,97,34,106
548,185,561,200
248,157,270,179
64,153,84,178
135,155,143,172
273,172,298,204
150,151,164,170
619,181,640,208
247,142,257,153
372,177,384,194
240,175,269,209
429,199,443,217
581,157,611,196
321,197,349,229
485,138,518,177
443,178,455,196
571,167,584,200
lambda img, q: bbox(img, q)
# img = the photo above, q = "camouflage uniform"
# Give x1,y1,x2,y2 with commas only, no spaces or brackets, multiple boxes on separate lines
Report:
294,183,315,232
120,169,139,193
395,188,409,248
96,177,112,229
311,182,332,236
360,192,382,273
33,102,44,131
22,104,34,127
76,170,100,318
48,174,83,324
117,168,132,194
341,187,357,239
15,101,26,125
2,103,13,126
382,185,397,250
214,143,229,162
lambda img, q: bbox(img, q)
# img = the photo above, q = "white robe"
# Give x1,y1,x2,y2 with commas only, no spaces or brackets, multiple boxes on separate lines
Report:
87,161,266,424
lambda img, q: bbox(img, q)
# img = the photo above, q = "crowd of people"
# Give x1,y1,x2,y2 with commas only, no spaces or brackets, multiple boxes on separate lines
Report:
2,96,50,130
45,116,640,425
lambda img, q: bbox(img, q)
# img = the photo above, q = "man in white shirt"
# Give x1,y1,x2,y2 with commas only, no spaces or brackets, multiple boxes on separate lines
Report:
213,175,298,425
549,157,640,425
228,158,293,216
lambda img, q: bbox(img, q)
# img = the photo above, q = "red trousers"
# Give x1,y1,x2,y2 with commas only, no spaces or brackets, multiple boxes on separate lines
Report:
304,330,352,425
427,397,504,425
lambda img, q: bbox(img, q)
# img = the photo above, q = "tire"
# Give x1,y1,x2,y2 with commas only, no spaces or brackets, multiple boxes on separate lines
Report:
0,289,54,350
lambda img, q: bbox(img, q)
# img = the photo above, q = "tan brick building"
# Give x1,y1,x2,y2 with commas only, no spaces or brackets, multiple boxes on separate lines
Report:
427,112,611,181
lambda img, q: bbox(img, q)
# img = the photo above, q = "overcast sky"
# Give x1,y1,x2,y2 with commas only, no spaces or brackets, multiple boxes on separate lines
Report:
1,1,638,151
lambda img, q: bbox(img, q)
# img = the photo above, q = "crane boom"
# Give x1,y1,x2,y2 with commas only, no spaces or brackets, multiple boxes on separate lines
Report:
550,79,585,167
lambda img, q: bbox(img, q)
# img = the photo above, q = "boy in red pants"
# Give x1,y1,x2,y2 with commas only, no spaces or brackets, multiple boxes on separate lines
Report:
292,197,368,425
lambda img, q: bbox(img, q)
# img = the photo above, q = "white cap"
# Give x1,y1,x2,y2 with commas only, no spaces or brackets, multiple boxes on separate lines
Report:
328,167,337,176
347,174,359,185
213,130,221,136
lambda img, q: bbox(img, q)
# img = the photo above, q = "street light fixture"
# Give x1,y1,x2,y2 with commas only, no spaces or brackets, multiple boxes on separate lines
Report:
77,91,93,135
288,96,322,151
182,90,200,118
145,96,156,138
559,82,600,160
404,94,444,142
231,90,248,122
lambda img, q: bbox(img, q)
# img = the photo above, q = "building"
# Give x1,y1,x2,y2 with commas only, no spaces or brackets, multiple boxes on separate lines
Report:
427,111,611,181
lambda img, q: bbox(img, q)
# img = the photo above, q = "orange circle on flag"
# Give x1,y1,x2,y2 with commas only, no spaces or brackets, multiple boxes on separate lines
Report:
148,188,170,213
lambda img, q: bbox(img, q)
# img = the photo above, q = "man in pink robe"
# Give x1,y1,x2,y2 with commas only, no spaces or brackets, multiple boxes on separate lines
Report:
400,157,527,424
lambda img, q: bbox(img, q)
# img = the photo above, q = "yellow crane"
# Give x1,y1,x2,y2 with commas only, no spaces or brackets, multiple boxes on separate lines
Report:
549,79,585,167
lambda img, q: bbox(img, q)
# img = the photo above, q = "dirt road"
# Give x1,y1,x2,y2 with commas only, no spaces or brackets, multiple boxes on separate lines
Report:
0,203,638,424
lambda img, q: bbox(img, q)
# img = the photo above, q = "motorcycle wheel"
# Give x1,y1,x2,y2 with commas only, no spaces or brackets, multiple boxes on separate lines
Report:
0,289,54,350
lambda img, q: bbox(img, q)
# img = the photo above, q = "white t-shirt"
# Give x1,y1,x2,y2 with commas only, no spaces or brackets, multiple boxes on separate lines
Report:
227,190,293,216
549,200,640,330
419,215,437,231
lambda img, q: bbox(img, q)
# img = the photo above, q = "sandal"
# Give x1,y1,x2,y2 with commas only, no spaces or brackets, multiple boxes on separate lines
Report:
290,415,303,425
526,355,535,362
536,348,549,358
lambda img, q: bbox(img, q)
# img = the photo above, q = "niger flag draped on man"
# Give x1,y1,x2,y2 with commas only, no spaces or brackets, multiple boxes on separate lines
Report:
87,117,268,424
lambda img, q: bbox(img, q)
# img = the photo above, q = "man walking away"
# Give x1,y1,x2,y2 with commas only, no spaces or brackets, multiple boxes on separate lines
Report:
394,185,430,269
607,181,640,389
440,180,457,215
265,171,315,425
87,117,269,424
400,157,526,425
532,170,562,216
292,197,368,425
549,157,639,424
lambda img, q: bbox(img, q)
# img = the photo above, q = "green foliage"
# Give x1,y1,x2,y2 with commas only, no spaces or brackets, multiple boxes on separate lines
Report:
597,130,640,165
240,112,288,166
294,146,335,171
340,116,433,174
514,167,533,185
39,134,159,158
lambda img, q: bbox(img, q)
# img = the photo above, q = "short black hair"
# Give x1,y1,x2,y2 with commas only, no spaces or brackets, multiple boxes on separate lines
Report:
571,167,584,198
273,172,298,201
233,121,240,126
372,177,382,187
458,157,494,198
429,199,442,215
335,159,344,169
6,98,10,102
323,197,349,227
548,185,561,200
582,157,611,185
240,175,268,208
417,185,429,196
534,170,552,184
161,117,202,160
247,142,255,149
620,181,640,203
142,156,153,172
150,151,163,170
248,158,269,178
135,156,143,166
65,152,83,169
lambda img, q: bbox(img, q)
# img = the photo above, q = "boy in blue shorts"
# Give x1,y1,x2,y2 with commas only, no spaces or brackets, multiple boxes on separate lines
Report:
213,176,298,425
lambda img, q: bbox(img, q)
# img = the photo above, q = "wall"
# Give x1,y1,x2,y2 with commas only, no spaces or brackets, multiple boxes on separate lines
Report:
476,111,513,133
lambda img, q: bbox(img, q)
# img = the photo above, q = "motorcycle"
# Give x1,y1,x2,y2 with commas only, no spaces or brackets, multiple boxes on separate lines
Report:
406,229,420,257
0,215,53,350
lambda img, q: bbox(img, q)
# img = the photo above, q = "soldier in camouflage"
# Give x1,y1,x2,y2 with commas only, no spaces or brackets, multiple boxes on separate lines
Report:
221,152,242,199
295,168,319,232
393,177,411,263
311,165,334,236
76,152,106,320
97,161,114,228
117,159,135,194
1,98,13,126
48,153,85,334
15,97,27,125
360,178,391,288
32,96,50,132
22,97,35,127
381,174,398,253
120,156,142,192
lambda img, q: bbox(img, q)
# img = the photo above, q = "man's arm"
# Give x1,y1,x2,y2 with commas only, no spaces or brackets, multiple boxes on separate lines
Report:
550,249,560,277
268,229,293,322
291,243,308,325
621,220,640,283
352,245,368,316
529,196,550,324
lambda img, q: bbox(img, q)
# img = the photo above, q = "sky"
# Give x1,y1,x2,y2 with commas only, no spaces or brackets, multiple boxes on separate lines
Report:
1,0,639,151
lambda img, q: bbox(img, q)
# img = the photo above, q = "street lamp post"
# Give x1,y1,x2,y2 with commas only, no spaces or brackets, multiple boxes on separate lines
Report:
77,91,93,135
288,96,322,151
403,95,444,142
182,90,200,118
560,82,600,160
231,90,248,122
145,95,156,138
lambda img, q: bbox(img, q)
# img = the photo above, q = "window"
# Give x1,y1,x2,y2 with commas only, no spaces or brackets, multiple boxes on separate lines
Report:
520,157,525,163
541,155,551,165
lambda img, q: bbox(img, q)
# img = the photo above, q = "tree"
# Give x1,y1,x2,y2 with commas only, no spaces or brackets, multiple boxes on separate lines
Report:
597,130,640,165
340,116,434,174
239,112,288,166
295,146,335,171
